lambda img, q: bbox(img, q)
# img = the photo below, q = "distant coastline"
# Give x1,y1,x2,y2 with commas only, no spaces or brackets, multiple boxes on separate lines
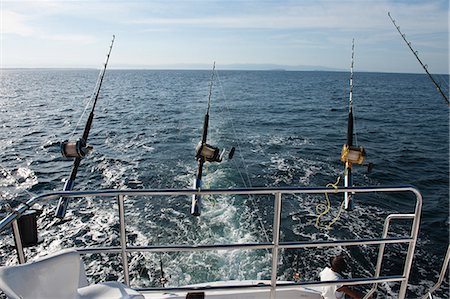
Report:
1,63,343,72
2,67,448,76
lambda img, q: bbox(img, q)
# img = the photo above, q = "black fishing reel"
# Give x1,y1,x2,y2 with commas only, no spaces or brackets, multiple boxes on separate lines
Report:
195,142,235,163
60,139,93,158
196,142,222,162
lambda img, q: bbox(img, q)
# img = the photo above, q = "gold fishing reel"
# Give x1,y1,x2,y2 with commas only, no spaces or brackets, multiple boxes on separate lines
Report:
341,144,366,165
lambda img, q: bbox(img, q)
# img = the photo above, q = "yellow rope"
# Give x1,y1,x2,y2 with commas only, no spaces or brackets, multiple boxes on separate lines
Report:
315,176,345,230
325,199,345,230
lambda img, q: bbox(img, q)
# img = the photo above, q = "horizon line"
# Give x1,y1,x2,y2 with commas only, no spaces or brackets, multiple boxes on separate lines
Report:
1,67,448,76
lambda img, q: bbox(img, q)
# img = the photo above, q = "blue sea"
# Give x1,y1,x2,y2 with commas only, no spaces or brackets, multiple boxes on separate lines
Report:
0,69,448,298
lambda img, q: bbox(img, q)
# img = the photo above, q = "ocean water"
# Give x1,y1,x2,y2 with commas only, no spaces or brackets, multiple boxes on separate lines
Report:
0,69,448,298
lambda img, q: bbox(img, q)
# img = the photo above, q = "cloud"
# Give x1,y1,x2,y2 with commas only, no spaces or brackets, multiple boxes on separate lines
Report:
1,0,447,72
1,7,96,44
2,10,35,36
40,33,96,44
125,0,446,33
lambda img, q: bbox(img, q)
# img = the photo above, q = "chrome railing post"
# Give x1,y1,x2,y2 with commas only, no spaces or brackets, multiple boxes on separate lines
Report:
363,217,392,299
398,189,422,298
270,192,282,299
421,244,450,299
11,219,25,264
364,214,414,299
118,195,130,286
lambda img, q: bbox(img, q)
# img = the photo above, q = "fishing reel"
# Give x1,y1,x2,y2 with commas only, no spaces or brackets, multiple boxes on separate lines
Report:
60,139,93,158
196,142,235,163
196,142,222,162
341,144,373,173
341,144,366,165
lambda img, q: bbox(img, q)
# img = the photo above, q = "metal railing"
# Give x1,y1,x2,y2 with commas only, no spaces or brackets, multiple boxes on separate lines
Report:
0,185,422,299
421,244,450,299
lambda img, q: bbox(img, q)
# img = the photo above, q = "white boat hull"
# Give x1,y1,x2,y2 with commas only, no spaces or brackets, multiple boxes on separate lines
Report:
140,280,322,299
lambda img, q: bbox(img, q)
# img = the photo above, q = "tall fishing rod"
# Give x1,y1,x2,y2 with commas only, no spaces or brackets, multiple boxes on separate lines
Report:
191,62,234,216
55,35,115,219
344,39,356,210
158,235,168,287
340,39,371,210
388,12,449,105
293,251,300,282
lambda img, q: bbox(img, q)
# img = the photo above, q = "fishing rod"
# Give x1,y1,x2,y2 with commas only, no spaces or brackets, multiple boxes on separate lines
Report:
293,251,300,282
191,62,235,216
55,35,115,219
159,257,168,287
388,12,449,105
340,39,372,210
157,235,168,287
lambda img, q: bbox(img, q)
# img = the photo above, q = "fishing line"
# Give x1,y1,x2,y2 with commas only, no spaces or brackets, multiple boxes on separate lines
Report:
215,69,271,245
67,72,103,141
67,96,94,141
214,71,254,184
215,70,253,188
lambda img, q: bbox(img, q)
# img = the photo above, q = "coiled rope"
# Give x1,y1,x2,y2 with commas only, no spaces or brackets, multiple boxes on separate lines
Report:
315,176,345,230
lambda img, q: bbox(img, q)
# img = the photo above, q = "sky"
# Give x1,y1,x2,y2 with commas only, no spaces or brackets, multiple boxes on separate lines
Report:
1,0,449,73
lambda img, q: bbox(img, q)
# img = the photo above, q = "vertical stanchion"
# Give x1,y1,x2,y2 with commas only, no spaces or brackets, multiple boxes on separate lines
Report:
421,244,450,299
364,215,398,299
118,195,130,286
11,219,25,264
270,192,282,299
398,190,422,298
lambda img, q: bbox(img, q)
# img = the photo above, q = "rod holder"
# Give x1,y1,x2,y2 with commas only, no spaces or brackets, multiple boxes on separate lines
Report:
55,179,75,219
191,177,202,216
191,194,201,216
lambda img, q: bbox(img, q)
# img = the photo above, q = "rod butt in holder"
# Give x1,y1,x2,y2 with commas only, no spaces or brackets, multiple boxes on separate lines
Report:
55,198,69,219
191,194,201,216
344,167,354,211
55,179,75,219
344,194,354,211
191,177,202,216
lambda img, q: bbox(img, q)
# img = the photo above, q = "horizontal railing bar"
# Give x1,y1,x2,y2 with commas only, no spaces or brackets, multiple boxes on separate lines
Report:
76,237,412,255
77,247,122,254
280,237,413,248
386,214,415,220
135,275,405,292
0,185,419,232
127,243,272,252
22,185,421,198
